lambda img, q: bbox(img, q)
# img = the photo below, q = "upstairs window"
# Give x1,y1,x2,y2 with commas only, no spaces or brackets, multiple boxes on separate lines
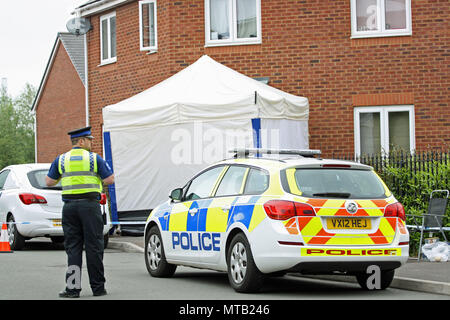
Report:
205,0,261,46
100,12,117,64
351,0,411,38
139,0,158,51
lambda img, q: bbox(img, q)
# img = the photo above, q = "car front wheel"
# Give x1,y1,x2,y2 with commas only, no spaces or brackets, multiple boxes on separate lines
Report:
144,225,176,277
227,233,264,293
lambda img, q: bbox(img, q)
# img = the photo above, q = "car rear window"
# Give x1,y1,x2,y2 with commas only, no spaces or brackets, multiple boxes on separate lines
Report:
284,168,387,199
27,170,62,190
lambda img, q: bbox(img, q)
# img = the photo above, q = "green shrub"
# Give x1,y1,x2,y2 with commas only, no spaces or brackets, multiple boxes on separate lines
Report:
380,159,449,256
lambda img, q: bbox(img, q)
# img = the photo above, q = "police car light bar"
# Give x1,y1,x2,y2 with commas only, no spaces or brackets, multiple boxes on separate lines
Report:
230,148,322,158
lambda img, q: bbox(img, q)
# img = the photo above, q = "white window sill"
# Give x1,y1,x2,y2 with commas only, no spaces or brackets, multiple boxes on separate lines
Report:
143,49,158,55
351,31,412,39
205,40,261,48
98,58,117,67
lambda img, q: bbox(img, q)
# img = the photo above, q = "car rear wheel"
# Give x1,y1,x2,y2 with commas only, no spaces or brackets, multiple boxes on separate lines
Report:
227,233,264,293
144,225,176,277
355,269,395,290
7,215,25,250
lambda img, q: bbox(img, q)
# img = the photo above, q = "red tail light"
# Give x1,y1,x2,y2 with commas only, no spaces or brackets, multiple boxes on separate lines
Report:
384,202,405,221
100,193,107,205
264,200,315,220
19,193,47,205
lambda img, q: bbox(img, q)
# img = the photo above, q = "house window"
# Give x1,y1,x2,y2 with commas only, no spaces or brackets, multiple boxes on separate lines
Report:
139,0,157,51
354,105,415,156
205,0,261,46
100,12,117,64
350,0,411,38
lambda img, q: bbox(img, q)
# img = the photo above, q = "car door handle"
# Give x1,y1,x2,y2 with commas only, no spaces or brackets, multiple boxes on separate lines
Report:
188,208,198,216
221,206,231,212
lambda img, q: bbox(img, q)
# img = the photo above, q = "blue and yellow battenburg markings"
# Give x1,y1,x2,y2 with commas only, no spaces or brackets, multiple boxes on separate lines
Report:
152,195,266,233
151,196,266,251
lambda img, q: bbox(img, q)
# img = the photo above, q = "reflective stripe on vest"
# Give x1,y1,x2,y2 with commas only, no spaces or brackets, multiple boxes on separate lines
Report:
58,149,102,195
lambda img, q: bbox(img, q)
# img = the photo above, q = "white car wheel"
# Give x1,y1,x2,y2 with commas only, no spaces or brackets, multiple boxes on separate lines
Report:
148,234,162,270
227,233,264,293
144,225,176,277
230,242,248,284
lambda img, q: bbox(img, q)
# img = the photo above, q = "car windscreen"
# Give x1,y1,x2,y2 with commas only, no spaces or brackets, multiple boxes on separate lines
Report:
27,169,62,190
286,168,387,199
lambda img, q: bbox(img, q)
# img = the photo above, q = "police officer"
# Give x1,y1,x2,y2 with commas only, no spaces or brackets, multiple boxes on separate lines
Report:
46,126,114,298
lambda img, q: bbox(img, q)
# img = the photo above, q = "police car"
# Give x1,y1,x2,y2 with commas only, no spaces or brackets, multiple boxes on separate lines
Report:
144,149,409,292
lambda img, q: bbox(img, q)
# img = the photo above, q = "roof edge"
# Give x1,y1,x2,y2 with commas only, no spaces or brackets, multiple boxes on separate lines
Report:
31,35,62,112
73,0,132,17
31,33,86,113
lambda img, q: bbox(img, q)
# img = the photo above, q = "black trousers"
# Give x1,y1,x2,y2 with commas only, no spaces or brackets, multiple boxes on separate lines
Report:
62,199,105,294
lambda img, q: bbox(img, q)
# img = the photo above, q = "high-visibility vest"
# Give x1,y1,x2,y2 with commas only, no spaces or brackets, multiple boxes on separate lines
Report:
58,148,102,196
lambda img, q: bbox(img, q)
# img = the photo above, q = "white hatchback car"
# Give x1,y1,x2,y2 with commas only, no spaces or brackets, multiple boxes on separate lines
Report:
0,163,111,250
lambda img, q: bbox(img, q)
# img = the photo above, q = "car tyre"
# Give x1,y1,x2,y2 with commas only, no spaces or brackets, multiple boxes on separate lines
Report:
355,269,395,290
7,215,25,250
144,225,176,277
50,236,65,244
227,233,265,293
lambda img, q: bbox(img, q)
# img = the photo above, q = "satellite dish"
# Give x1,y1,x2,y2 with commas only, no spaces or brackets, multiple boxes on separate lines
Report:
66,17,92,36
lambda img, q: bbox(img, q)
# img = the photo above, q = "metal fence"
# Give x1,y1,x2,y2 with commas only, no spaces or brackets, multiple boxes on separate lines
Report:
331,150,450,201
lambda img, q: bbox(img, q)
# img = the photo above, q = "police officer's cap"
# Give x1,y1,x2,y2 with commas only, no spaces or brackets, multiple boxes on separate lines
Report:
68,126,94,139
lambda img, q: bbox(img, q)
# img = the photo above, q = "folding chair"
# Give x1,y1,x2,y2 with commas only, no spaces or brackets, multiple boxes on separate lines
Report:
408,190,449,261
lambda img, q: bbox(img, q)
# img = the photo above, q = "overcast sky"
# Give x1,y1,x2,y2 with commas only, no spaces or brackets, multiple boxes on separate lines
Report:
0,0,87,98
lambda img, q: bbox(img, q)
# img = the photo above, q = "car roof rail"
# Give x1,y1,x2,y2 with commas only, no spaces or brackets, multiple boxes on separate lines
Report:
229,148,322,159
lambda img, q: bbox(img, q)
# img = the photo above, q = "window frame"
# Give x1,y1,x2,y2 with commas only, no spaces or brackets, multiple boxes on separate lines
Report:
139,0,158,52
99,12,117,65
350,0,412,39
353,105,415,156
204,0,262,47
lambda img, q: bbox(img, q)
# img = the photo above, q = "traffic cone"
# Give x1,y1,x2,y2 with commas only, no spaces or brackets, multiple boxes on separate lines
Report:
0,223,13,253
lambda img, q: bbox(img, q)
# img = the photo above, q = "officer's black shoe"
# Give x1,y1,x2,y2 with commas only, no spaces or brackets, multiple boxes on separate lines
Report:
58,290,80,298
93,289,107,297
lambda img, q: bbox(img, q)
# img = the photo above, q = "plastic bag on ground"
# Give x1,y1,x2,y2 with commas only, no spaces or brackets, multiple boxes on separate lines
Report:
421,241,449,262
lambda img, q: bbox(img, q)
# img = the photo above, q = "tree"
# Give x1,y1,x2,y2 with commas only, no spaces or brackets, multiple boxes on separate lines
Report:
0,83,37,169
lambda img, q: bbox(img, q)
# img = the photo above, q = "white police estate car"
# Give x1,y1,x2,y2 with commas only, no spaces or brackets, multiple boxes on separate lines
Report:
144,149,409,292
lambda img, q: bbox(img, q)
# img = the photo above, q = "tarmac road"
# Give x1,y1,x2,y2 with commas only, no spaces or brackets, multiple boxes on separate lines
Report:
0,239,447,301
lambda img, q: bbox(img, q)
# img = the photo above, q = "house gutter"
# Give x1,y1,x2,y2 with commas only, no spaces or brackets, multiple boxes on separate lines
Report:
72,0,131,17
84,34,89,126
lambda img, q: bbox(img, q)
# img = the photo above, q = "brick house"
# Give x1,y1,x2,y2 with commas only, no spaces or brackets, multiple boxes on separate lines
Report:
71,0,448,159
32,32,87,162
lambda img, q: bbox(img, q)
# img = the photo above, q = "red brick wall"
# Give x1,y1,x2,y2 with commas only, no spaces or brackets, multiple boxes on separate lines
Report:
35,42,86,163
86,0,449,157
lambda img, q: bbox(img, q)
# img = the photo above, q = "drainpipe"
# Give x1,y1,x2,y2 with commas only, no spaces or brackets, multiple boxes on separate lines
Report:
84,33,89,127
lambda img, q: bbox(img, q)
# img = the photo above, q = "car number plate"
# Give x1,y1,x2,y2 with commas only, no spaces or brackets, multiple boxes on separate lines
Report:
327,218,371,230
52,219,62,227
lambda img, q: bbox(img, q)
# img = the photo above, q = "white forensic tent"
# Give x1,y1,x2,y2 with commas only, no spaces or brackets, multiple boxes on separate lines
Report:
102,55,309,216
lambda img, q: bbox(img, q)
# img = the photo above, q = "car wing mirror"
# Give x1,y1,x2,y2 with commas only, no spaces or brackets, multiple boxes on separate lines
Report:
169,188,183,202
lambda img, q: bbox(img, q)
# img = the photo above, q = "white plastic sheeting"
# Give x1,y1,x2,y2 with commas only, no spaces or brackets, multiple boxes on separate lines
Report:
102,55,309,212
110,120,253,211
